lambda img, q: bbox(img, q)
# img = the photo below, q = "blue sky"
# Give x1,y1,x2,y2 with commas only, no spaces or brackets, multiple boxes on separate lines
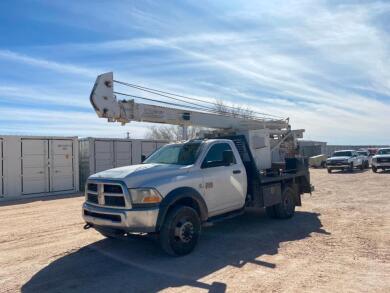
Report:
0,0,389,144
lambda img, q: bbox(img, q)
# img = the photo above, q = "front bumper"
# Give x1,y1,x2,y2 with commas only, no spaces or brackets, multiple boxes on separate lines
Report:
82,202,159,233
372,162,390,168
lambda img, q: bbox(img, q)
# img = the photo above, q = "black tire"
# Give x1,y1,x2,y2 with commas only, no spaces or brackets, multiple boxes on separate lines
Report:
359,163,364,170
327,168,332,173
372,166,377,173
266,206,277,218
365,161,369,169
320,161,326,168
274,187,296,219
349,163,354,172
160,205,201,256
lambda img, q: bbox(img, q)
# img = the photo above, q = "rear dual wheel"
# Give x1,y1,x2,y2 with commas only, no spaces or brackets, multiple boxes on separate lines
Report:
266,187,296,219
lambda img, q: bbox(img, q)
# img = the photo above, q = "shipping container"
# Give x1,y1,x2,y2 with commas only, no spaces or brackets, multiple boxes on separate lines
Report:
0,136,79,200
79,138,168,190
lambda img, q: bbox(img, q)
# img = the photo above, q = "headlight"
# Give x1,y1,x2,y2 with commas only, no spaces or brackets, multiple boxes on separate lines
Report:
129,188,162,204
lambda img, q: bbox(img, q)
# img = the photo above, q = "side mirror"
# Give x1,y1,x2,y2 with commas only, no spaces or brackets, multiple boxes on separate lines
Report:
141,154,146,162
222,150,235,166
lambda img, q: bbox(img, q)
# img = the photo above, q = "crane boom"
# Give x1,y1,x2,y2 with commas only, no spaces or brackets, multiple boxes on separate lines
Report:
90,72,290,131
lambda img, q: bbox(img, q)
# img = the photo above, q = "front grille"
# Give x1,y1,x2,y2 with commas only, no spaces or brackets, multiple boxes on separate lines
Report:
104,184,123,194
84,210,121,222
328,161,347,166
87,183,98,192
105,196,126,207
86,182,127,208
87,193,98,204
378,158,390,163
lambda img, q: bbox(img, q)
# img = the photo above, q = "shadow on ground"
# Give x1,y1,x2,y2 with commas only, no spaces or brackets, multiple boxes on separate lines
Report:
0,193,83,207
22,210,329,293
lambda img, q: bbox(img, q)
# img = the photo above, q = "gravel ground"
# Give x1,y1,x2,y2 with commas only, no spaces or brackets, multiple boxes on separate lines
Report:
0,169,389,293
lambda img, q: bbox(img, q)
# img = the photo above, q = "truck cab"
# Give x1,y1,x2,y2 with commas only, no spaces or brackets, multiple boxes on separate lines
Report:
83,137,311,255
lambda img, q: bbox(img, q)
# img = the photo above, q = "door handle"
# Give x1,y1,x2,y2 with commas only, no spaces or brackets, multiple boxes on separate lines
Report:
233,170,241,174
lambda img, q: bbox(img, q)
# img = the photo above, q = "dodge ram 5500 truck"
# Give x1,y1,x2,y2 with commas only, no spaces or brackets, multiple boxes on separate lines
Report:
326,150,363,173
83,137,312,255
83,72,312,255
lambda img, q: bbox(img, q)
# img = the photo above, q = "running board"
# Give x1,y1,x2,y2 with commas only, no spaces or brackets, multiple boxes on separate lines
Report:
203,208,245,227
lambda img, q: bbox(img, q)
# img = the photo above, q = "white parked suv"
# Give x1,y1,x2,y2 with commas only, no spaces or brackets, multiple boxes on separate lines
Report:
326,150,363,173
371,148,390,173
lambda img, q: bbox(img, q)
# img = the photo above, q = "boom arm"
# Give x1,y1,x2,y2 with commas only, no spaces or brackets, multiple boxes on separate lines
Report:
90,72,290,131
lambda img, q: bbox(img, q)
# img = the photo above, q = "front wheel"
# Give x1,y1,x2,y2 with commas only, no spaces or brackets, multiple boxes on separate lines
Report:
160,205,201,256
349,163,354,172
372,166,378,173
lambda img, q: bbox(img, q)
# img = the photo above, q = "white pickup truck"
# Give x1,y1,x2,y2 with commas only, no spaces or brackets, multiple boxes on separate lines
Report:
371,148,390,173
83,136,312,255
326,150,364,173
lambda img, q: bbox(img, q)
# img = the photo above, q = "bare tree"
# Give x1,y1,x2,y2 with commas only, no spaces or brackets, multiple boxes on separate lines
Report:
214,99,254,118
146,125,202,141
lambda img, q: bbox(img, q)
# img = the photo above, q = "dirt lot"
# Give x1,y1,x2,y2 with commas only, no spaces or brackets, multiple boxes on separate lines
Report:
0,169,389,293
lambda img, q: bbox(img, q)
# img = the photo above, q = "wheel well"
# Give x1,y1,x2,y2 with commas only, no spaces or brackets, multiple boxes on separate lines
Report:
156,187,208,232
167,197,201,218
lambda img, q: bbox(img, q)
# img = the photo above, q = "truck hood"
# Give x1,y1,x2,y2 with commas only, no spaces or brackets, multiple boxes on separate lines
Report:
89,163,192,187
327,156,351,161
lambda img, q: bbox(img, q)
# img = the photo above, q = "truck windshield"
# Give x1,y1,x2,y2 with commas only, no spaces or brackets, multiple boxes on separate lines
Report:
144,142,202,165
377,149,390,155
333,151,352,157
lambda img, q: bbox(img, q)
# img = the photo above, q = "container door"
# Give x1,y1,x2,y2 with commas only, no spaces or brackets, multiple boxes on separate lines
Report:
21,139,49,194
50,139,74,192
141,142,157,159
94,140,114,172
0,139,3,196
114,141,132,167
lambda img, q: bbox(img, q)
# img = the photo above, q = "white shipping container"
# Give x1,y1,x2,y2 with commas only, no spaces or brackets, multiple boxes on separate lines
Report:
79,138,168,190
0,136,79,200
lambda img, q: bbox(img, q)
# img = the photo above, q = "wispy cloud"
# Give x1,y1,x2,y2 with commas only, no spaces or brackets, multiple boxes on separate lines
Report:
0,0,389,144
0,50,98,78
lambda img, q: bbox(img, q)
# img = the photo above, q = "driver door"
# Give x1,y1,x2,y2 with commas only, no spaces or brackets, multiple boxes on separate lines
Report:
200,142,246,216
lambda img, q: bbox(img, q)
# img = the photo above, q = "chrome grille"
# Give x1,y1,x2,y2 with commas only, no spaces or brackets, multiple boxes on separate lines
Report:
86,182,127,208
378,158,390,163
